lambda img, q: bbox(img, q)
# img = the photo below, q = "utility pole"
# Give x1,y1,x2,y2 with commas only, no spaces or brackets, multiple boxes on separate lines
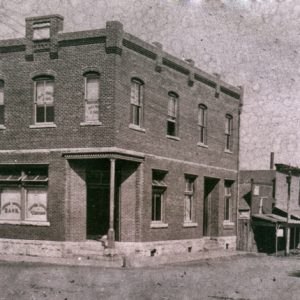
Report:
285,169,291,256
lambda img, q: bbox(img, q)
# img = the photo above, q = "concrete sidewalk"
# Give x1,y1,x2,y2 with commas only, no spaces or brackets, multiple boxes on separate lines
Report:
0,250,261,269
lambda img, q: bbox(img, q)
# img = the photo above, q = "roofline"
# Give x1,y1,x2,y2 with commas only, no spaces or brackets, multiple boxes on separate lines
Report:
0,17,242,99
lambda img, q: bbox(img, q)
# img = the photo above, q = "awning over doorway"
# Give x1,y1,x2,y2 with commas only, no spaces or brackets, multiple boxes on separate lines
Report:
62,147,145,163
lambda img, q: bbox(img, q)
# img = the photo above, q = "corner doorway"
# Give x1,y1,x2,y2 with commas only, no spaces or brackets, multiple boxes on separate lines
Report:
86,169,110,239
86,185,110,238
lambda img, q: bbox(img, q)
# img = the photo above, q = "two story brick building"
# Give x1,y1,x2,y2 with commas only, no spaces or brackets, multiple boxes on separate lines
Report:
0,15,242,257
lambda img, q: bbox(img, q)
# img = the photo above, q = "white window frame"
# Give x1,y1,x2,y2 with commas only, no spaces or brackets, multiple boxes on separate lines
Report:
151,170,168,228
183,175,198,227
130,78,144,128
167,92,178,137
224,181,233,222
83,73,101,125
152,189,164,222
33,78,55,125
0,80,4,127
32,22,51,40
198,104,207,145
0,168,49,226
225,114,233,151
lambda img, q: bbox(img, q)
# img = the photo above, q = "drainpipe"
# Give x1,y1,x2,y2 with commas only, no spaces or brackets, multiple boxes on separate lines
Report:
285,169,291,256
270,152,275,170
236,86,244,250
108,158,116,249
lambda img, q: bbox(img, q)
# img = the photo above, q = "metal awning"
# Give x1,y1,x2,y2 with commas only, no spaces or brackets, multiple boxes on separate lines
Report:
22,175,48,182
152,179,167,188
0,174,22,182
252,213,300,227
62,148,145,163
272,206,300,220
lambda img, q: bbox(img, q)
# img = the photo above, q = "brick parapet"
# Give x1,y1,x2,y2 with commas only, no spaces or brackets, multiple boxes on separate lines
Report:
0,17,241,101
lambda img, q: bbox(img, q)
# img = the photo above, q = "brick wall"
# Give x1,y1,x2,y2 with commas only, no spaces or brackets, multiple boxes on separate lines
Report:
66,160,86,241
0,152,66,241
115,47,240,170
276,171,300,211
139,156,237,242
119,161,137,242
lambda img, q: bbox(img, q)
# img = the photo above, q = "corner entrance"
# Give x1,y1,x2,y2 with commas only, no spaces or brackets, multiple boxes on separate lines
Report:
86,167,111,239
203,177,220,236
86,184,110,238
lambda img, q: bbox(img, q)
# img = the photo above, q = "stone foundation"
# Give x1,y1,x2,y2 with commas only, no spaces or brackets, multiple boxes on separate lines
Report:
116,236,236,257
0,236,236,266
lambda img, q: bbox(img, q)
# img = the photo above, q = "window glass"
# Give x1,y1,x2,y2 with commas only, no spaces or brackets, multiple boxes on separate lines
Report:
152,170,167,222
0,189,21,221
130,81,140,106
168,96,177,118
34,78,54,124
0,81,4,125
225,115,233,150
0,81,4,105
152,191,162,221
33,23,50,40
224,181,233,221
184,176,195,223
84,74,99,123
0,167,48,223
130,79,143,126
184,195,192,222
167,93,178,137
26,189,47,222
86,77,99,101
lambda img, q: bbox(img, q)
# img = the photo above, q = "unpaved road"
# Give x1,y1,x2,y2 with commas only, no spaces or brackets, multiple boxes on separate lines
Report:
0,255,299,300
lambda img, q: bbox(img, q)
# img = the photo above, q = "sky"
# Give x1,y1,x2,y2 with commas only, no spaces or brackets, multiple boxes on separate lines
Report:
0,0,299,169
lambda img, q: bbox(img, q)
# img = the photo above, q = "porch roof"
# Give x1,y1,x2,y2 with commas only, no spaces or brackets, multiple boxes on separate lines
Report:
62,147,145,163
252,213,300,227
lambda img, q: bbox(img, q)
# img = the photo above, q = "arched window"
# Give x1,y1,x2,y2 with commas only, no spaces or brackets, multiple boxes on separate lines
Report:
0,80,4,125
167,92,178,137
130,78,144,127
84,72,100,123
198,104,207,145
225,114,233,151
33,76,54,124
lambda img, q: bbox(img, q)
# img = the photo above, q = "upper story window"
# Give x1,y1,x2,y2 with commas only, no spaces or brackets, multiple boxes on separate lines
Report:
32,22,50,40
84,72,100,123
225,114,233,151
0,80,4,125
167,92,178,137
198,104,207,145
130,78,144,127
34,77,54,124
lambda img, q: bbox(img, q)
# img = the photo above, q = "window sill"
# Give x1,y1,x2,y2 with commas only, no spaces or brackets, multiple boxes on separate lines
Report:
224,149,233,154
183,222,198,228
150,222,168,229
223,221,235,227
80,121,102,126
0,220,50,226
197,142,208,148
0,125,6,130
166,135,180,141
129,124,146,132
30,124,57,129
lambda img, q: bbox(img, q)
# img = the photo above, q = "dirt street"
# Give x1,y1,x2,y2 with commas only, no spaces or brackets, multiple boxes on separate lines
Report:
0,255,299,300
